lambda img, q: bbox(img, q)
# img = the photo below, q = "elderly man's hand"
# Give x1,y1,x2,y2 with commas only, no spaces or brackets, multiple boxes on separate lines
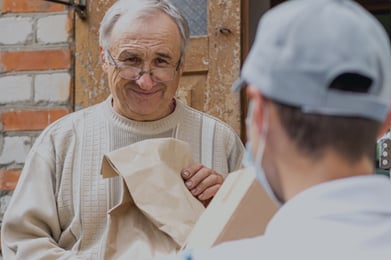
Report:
181,163,224,207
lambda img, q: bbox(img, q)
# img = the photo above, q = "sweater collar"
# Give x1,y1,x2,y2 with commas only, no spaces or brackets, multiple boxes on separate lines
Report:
102,95,185,135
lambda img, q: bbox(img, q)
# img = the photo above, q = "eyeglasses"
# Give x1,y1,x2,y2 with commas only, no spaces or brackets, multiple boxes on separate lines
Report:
105,50,180,83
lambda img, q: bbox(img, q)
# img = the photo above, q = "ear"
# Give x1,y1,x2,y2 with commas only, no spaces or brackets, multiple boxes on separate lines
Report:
177,56,185,77
100,46,109,73
246,86,267,135
377,110,391,138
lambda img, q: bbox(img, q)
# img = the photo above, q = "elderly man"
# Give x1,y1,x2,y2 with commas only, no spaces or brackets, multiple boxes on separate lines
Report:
1,0,243,258
172,0,391,259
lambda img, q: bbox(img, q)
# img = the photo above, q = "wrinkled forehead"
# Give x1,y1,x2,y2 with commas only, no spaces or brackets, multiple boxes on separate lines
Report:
109,10,182,50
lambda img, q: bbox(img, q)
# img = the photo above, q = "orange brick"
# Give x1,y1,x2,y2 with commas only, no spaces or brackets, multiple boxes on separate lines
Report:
0,50,71,73
0,169,21,191
2,109,69,131
2,0,66,13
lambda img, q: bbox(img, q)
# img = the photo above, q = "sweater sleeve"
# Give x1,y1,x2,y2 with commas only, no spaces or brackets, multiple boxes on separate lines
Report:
227,131,245,173
1,145,80,259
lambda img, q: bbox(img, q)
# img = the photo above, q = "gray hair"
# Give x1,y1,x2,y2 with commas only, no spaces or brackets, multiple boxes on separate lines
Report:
99,0,190,65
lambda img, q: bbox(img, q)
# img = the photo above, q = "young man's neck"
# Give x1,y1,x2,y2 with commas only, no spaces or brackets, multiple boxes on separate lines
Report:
279,150,374,201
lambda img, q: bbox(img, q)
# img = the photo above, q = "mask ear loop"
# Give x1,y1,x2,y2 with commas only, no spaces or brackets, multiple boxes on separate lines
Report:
245,101,256,131
255,104,282,204
246,100,269,164
246,101,281,205
255,104,269,165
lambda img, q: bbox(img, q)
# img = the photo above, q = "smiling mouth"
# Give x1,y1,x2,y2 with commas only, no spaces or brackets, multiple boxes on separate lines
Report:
129,88,163,97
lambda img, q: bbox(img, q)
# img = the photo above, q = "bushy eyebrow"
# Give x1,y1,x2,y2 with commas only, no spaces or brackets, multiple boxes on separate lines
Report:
156,52,173,60
114,51,139,61
116,50,174,62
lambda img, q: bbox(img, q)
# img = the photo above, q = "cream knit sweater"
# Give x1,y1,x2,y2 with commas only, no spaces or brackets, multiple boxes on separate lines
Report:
1,96,244,259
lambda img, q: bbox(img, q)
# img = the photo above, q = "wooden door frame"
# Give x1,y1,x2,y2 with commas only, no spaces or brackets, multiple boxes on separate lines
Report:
357,0,391,13
240,0,271,143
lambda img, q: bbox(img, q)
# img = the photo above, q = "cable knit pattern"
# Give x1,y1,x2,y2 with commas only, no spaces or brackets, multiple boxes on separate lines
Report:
1,96,244,259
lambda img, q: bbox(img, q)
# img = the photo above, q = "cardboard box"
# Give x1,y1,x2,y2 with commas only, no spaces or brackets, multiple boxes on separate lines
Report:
184,167,278,248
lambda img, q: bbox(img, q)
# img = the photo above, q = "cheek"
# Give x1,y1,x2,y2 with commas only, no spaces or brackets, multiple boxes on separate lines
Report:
165,76,180,95
108,71,124,91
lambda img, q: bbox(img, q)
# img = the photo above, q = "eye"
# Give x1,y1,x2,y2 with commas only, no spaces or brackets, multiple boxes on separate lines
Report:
119,55,141,66
155,57,170,66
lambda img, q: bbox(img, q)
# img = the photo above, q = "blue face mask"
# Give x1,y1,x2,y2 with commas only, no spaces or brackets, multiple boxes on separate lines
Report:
244,101,282,206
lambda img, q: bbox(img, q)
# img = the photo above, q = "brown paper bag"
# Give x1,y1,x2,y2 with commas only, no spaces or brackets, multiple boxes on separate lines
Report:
184,167,278,249
99,138,205,260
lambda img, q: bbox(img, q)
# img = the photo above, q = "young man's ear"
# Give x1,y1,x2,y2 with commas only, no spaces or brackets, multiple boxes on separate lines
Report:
100,47,109,73
246,86,267,135
377,110,391,138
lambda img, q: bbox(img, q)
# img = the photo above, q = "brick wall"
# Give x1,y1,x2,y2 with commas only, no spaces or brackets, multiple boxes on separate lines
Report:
0,0,73,251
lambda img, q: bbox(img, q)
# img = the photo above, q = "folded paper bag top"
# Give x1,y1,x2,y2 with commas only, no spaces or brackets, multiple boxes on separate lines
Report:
100,138,205,259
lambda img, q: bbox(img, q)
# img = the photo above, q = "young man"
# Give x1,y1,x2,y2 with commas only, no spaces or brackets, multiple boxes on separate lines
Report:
173,0,391,259
1,0,243,258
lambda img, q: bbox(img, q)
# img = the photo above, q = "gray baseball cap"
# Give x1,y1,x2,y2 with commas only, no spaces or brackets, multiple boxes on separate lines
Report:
233,0,391,121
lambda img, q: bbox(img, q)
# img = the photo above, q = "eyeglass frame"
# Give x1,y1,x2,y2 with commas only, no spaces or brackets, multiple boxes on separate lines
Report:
104,50,182,83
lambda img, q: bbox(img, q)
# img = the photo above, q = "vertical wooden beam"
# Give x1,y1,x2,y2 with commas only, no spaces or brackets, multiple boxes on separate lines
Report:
240,0,272,142
206,0,242,135
74,0,115,110
240,0,250,143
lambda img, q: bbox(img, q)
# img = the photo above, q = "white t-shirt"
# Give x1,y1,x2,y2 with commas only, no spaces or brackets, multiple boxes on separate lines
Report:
181,175,391,260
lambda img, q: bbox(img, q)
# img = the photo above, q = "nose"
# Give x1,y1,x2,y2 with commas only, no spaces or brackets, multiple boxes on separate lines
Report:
135,71,155,90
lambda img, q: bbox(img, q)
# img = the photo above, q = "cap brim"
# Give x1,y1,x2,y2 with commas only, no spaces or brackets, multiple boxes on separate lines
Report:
231,77,247,92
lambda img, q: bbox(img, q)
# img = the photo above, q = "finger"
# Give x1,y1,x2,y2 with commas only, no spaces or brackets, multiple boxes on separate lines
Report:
190,172,223,196
181,163,203,180
185,166,211,190
198,183,222,201
200,197,213,207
